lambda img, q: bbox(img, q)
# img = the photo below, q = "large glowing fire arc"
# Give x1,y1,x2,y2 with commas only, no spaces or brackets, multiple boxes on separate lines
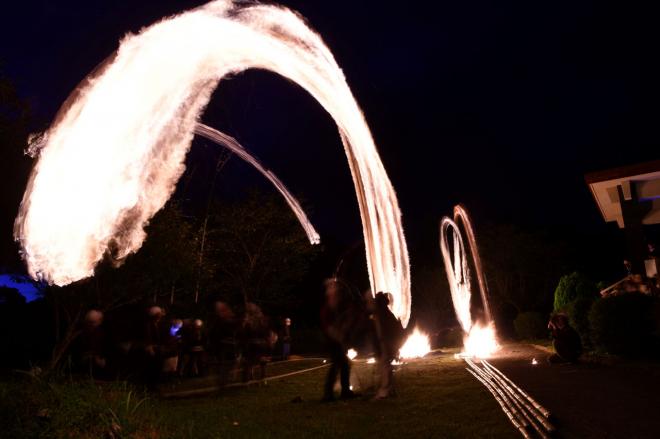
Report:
13,0,411,326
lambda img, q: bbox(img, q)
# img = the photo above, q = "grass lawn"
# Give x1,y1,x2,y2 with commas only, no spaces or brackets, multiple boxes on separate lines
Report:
1,353,517,438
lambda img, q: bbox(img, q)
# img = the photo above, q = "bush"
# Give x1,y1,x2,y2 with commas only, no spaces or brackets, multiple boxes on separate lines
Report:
553,272,597,312
567,296,596,348
0,378,155,438
589,294,658,357
513,312,547,340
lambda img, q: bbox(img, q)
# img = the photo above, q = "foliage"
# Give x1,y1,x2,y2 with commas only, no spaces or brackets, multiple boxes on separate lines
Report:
0,69,33,270
202,190,320,309
56,202,196,306
553,272,598,312
588,294,658,357
567,295,596,348
513,311,547,340
0,378,155,439
479,224,570,314
0,291,53,369
411,264,455,332
0,285,25,305
117,201,199,303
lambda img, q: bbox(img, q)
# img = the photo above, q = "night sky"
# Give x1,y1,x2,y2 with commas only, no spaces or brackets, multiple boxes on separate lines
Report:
1,0,659,278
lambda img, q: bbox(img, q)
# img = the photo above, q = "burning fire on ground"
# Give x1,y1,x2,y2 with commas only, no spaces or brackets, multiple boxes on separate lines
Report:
399,327,431,359
462,322,498,358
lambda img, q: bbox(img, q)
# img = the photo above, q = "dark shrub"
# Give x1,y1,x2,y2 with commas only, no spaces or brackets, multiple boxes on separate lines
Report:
567,296,596,348
514,312,547,340
553,272,597,312
589,294,658,357
438,327,463,347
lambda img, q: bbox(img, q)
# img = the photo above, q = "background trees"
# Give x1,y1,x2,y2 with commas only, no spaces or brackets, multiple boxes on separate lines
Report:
201,190,320,310
0,69,33,272
480,223,571,316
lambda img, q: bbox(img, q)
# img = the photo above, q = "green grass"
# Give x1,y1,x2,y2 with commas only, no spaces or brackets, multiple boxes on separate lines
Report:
0,355,517,438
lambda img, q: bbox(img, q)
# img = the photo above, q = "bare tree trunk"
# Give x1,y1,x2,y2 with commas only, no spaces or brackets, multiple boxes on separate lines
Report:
195,215,210,304
194,149,232,303
48,309,82,372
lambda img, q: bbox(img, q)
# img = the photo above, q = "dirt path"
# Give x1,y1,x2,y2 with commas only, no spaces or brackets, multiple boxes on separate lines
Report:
487,344,660,438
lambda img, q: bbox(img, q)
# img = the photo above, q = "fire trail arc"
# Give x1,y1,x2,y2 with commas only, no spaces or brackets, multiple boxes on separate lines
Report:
13,0,411,327
440,204,497,357
194,123,320,246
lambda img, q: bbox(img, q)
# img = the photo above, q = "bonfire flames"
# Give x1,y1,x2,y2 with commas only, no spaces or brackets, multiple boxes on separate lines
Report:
463,323,499,359
399,327,431,359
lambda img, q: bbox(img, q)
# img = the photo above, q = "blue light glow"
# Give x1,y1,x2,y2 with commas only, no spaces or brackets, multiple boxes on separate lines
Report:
0,274,43,303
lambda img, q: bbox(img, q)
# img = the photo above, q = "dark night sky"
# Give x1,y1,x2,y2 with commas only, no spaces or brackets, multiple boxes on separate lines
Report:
1,0,659,276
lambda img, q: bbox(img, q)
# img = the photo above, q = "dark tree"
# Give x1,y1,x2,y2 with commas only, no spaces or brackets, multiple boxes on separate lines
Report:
411,264,455,332
479,223,571,315
0,69,32,270
45,202,198,369
202,190,320,309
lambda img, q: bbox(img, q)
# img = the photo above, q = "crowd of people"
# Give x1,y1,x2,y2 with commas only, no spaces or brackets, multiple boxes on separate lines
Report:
72,300,284,390
70,278,409,400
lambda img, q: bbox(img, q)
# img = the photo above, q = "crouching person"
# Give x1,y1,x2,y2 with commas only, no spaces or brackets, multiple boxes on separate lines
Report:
548,313,582,363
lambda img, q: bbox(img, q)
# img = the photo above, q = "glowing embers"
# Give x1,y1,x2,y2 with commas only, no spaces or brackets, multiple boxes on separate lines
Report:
399,327,431,359
14,0,410,327
440,204,499,358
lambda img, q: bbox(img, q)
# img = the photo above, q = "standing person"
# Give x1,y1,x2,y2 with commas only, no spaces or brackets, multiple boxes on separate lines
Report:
209,301,239,386
180,319,207,377
240,303,271,382
143,306,164,390
161,318,182,380
76,309,108,378
281,317,292,360
320,278,356,402
372,292,405,399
